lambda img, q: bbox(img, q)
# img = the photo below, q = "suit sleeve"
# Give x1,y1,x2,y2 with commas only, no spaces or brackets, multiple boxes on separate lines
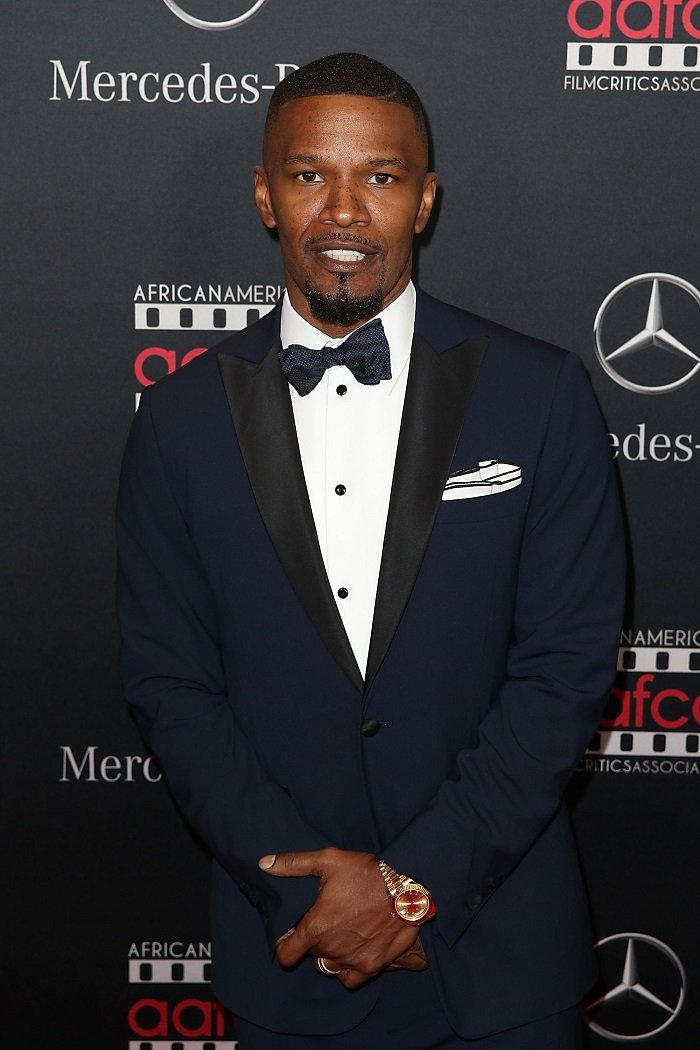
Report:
116,388,330,948
382,351,625,949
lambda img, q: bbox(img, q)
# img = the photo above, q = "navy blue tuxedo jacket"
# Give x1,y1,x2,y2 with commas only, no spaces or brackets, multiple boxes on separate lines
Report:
117,289,625,1038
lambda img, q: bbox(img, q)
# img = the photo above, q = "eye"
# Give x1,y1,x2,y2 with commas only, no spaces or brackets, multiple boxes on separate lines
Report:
295,171,323,184
368,172,396,185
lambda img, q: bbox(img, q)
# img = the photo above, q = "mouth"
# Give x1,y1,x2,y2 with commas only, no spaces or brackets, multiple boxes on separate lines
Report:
307,236,382,275
321,248,367,262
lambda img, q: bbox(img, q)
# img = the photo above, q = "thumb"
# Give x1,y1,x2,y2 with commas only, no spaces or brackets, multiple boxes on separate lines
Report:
258,849,324,877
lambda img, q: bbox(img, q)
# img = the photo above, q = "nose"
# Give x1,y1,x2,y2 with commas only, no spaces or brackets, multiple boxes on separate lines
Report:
319,177,370,227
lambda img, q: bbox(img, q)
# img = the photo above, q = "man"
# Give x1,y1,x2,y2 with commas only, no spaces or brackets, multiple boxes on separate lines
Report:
117,53,625,1048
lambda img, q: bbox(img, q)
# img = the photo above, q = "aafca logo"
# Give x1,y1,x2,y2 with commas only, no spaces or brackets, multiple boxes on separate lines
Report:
581,629,700,775
584,932,686,1042
568,0,700,39
132,281,282,409
564,1,700,90
162,0,269,30
128,940,236,1048
594,273,700,394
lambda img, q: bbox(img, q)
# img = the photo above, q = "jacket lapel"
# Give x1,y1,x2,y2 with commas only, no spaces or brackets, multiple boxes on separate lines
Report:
218,340,364,694
364,330,487,694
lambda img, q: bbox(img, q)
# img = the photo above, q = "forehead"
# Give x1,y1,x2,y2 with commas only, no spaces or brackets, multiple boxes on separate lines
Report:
264,94,426,166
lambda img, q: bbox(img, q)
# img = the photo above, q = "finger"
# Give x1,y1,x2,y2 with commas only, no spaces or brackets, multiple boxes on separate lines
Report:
395,953,429,972
275,927,295,946
385,946,429,972
275,931,307,967
338,967,374,990
258,850,327,877
275,917,321,967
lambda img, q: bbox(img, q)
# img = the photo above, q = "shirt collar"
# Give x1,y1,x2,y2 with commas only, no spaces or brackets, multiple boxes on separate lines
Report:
280,282,415,397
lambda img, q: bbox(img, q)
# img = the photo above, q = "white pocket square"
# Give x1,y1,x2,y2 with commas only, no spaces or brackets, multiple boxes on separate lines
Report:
442,460,522,501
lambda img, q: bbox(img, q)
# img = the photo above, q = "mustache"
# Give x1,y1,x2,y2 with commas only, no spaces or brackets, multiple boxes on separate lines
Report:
305,232,383,252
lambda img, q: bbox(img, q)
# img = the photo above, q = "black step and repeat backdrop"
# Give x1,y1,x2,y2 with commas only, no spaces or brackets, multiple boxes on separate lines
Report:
4,2,699,1046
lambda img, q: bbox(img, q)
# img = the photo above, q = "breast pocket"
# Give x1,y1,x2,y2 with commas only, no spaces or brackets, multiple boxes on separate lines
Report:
434,486,526,524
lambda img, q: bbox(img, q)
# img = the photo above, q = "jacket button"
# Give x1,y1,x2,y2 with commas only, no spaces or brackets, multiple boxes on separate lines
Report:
361,718,380,737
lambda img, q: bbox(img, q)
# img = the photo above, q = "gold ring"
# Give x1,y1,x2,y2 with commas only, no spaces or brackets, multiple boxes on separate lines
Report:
316,956,341,976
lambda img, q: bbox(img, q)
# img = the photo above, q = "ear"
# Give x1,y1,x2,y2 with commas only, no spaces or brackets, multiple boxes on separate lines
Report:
253,166,277,230
414,172,437,234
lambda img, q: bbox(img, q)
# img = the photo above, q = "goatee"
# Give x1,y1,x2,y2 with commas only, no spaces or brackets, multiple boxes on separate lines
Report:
305,274,384,328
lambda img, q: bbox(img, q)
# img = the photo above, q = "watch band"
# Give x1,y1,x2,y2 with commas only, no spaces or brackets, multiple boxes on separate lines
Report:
378,860,412,896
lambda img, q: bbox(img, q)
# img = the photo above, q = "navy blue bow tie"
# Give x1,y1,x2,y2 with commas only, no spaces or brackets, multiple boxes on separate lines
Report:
279,317,392,396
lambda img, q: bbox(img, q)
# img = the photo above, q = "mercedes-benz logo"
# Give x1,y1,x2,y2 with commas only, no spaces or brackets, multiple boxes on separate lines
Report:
161,0,269,31
584,932,686,1042
594,272,700,394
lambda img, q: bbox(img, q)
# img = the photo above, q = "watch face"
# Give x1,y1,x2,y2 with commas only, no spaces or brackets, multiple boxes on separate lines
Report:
394,888,430,922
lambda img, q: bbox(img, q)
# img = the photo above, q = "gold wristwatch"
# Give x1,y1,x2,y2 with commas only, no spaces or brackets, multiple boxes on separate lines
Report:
378,860,436,925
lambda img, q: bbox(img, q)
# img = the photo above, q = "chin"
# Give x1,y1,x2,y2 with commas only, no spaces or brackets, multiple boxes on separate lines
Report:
305,275,384,328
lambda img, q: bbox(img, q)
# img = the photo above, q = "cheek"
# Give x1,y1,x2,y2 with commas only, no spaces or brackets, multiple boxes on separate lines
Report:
275,216,304,252
377,201,422,243
279,206,314,244
384,224,418,264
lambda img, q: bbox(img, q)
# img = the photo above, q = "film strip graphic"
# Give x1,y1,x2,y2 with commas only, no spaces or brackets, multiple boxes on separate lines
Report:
586,646,700,756
566,41,700,70
587,729,700,757
128,1042,236,1049
129,959,210,984
134,303,275,331
616,646,700,673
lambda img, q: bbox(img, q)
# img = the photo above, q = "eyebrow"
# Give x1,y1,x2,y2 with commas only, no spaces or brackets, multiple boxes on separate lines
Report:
366,155,408,170
283,152,409,170
284,153,321,165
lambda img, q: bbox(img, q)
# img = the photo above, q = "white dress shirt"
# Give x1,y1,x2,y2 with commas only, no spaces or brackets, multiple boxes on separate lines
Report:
281,283,415,677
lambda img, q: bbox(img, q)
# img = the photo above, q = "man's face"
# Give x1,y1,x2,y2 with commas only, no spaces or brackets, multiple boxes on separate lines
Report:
254,94,436,336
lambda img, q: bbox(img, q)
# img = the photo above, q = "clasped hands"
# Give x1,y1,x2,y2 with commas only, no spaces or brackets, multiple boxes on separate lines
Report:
258,846,428,989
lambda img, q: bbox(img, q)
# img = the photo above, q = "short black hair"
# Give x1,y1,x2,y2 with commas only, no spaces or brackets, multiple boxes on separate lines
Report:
265,52,429,150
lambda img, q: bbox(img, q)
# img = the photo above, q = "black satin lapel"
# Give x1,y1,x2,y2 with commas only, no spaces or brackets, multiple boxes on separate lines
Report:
364,334,487,694
218,344,363,694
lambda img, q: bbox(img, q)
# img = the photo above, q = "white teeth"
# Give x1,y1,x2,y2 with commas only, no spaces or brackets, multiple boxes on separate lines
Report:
322,249,365,261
